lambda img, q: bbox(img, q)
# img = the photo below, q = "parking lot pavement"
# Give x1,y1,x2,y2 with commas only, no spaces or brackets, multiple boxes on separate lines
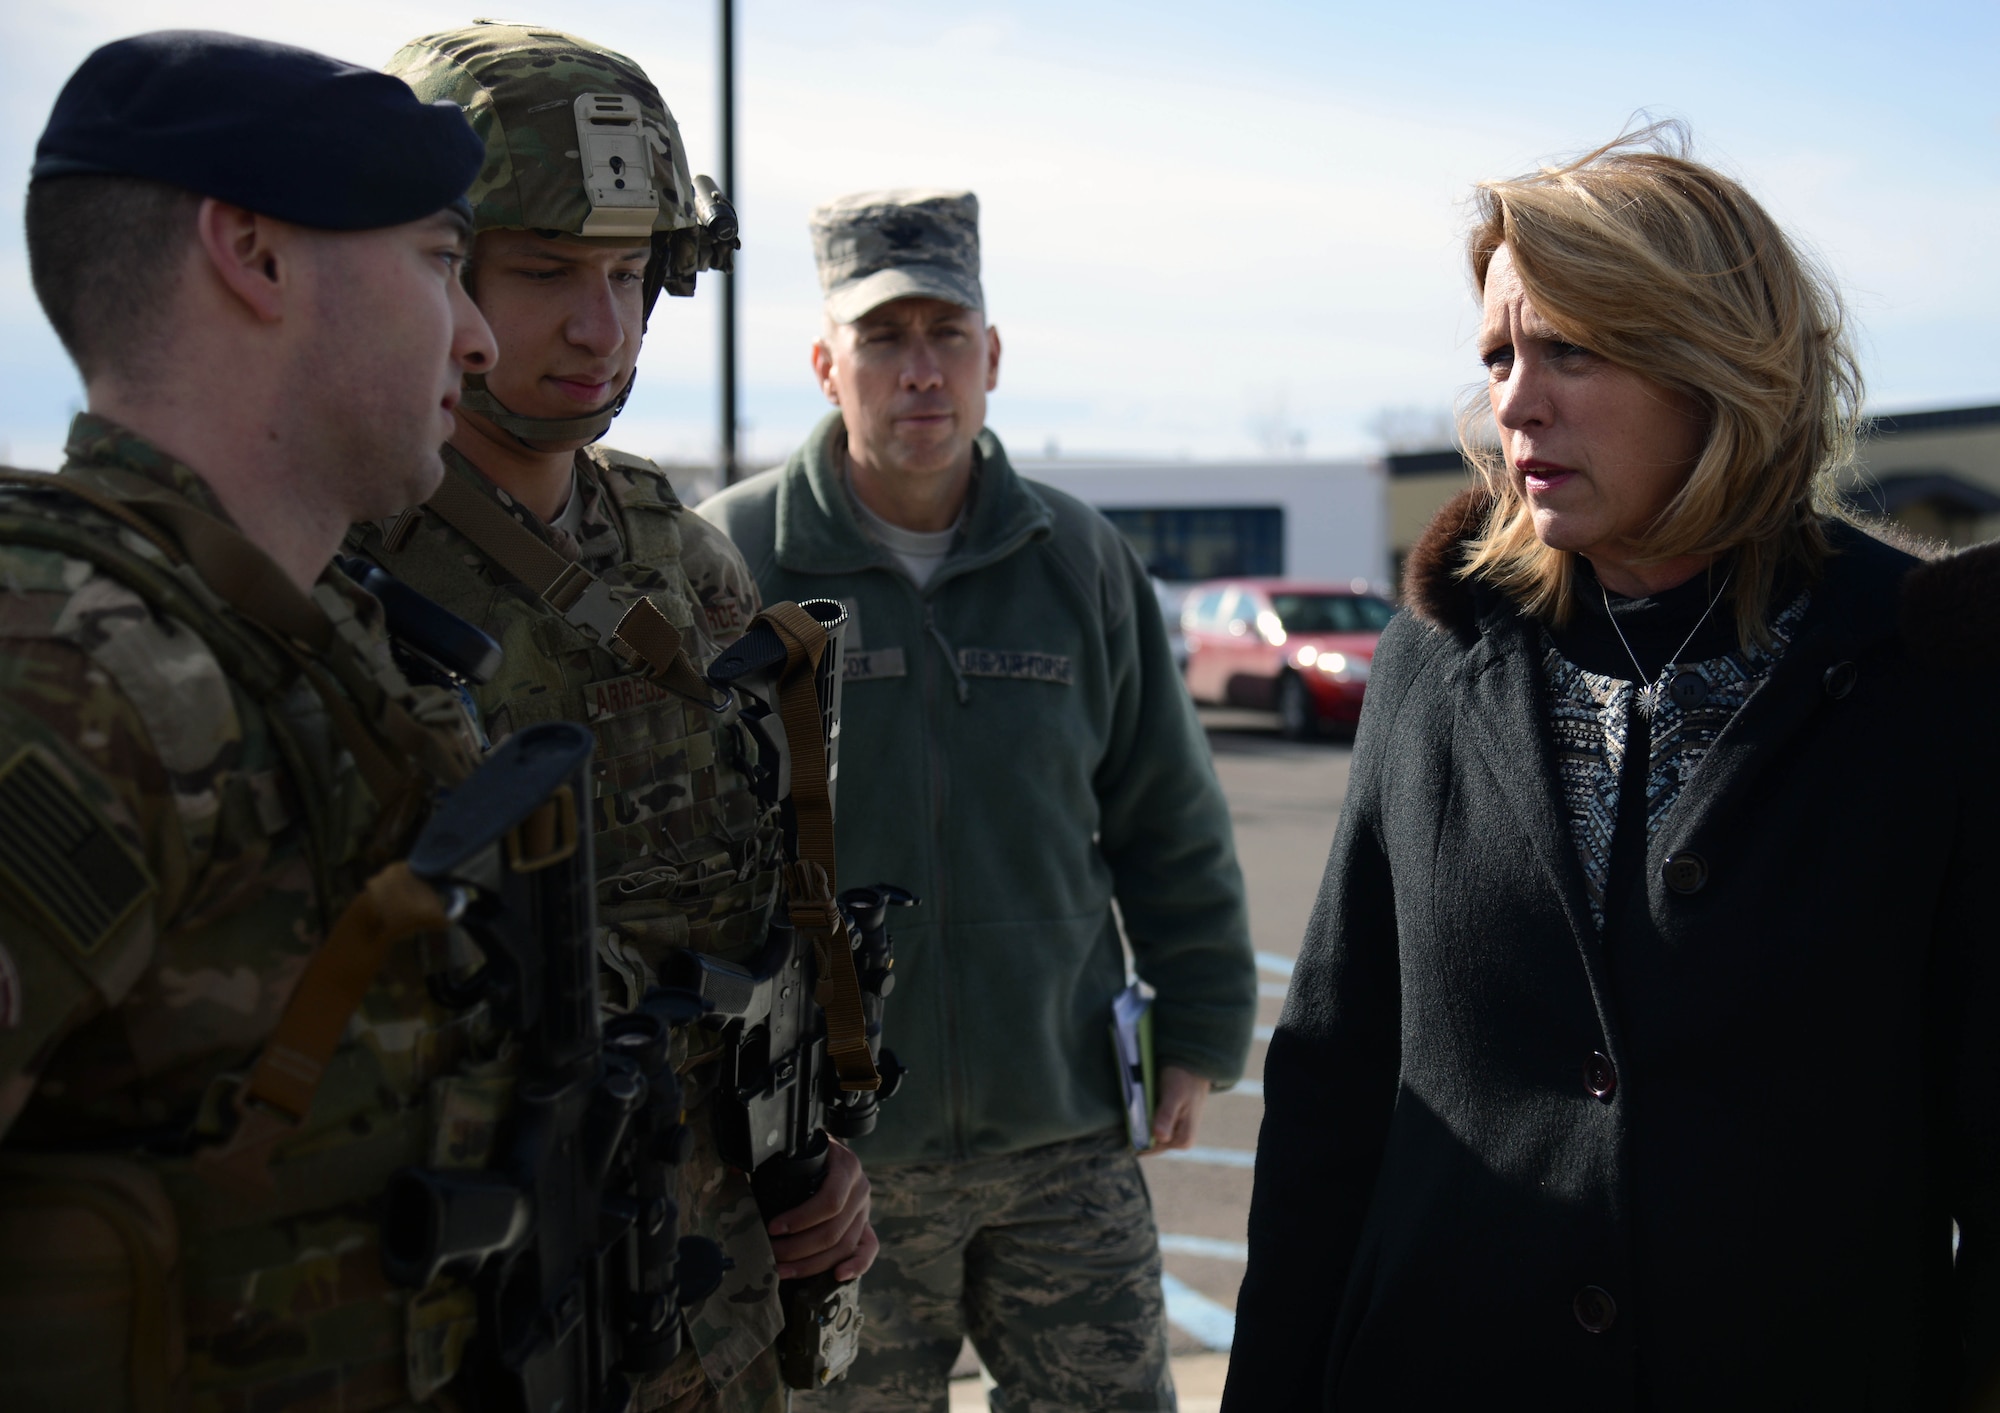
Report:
1145,711,1353,1358
949,1352,1232,1411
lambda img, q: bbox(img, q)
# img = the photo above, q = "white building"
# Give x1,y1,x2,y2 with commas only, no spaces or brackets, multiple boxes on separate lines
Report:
1009,456,1386,587
679,402,1998,590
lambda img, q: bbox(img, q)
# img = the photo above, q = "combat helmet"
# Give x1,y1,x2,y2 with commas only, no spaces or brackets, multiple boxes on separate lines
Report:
387,21,738,444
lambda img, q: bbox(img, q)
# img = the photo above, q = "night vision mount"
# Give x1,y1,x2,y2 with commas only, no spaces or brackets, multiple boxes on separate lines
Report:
571,90,738,308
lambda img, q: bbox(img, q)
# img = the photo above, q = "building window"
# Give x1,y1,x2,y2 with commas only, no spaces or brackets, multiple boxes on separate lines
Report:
1098,506,1285,581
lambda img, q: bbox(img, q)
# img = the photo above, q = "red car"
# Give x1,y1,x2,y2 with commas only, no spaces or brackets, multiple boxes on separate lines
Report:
1181,579,1395,739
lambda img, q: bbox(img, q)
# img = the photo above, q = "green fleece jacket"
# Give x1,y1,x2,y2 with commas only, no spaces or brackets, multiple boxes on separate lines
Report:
699,413,1254,1165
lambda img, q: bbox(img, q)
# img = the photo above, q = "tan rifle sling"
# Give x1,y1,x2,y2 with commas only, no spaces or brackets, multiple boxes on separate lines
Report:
196,861,458,1189
754,602,879,1093
420,458,717,704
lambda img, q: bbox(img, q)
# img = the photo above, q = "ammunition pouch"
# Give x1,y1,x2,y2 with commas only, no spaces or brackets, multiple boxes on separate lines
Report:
0,1154,184,1413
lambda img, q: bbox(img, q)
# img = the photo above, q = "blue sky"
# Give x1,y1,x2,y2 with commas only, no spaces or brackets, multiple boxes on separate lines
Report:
1,0,1995,470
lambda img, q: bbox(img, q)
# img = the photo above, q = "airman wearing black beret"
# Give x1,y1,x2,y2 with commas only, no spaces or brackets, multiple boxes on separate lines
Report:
0,30,504,1408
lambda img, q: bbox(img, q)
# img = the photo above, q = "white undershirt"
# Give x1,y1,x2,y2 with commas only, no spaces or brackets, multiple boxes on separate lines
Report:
548,470,584,539
851,489,961,589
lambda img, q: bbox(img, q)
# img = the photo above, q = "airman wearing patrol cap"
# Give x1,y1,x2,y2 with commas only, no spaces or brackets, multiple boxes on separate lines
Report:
0,28,502,1410
346,23,877,1413
701,188,1256,1413
810,189,985,325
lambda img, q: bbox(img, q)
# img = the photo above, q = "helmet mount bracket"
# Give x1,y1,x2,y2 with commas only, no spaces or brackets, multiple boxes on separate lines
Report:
574,92,659,238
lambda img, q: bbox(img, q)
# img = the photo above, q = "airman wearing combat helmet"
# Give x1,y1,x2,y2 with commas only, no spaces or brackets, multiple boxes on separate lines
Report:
349,23,876,1413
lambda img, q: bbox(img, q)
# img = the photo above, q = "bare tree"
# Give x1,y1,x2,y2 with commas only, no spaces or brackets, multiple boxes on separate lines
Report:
1246,387,1310,459
1365,405,1460,454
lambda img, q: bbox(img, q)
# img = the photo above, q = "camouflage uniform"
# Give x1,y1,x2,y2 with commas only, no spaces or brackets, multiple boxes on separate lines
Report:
351,447,789,1409
354,24,791,1411
0,418,491,1410
803,1132,1174,1413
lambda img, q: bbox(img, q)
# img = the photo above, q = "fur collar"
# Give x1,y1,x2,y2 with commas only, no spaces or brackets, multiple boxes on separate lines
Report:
1400,487,2000,672
1901,538,2000,670
1401,487,1491,639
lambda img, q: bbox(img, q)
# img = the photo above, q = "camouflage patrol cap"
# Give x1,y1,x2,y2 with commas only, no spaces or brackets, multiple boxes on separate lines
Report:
386,21,697,241
811,189,982,324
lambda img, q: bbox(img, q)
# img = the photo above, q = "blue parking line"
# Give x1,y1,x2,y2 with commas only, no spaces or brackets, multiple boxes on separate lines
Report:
1160,1272,1236,1350
1160,1145,1258,1170
1160,1233,1249,1262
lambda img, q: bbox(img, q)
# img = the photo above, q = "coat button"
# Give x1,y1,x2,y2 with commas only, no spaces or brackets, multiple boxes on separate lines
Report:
1585,1052,1617,1100
1662,852,1708,894
1573,1285,1618,1333
1823,661,1857,699
1667,670,1708,709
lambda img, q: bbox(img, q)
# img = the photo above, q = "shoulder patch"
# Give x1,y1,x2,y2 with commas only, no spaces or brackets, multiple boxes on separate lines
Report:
677,511,760,642
0,744,155,958
592,447,684,510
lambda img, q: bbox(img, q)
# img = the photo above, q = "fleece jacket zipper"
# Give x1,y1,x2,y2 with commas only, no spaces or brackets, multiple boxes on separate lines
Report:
917,595,968,1160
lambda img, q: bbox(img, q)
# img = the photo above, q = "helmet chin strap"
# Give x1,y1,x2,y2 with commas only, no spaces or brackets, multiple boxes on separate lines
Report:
458,370,637,449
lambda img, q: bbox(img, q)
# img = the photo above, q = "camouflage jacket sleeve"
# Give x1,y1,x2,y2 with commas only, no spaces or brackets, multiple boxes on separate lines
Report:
0,552,196,1139
676,506,762,647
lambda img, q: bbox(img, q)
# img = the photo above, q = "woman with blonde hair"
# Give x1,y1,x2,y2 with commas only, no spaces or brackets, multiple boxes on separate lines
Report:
1224,127,2000,1410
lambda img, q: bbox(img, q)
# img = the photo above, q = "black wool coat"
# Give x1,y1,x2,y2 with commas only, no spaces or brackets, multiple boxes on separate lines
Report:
1224,492,2000,1412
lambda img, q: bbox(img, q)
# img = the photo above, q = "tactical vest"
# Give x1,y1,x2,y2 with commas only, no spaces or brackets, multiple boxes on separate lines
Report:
0,473,501,1411
351,447,782,996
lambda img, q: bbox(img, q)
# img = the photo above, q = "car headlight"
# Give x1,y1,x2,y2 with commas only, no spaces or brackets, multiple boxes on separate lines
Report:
1313,652,1370,682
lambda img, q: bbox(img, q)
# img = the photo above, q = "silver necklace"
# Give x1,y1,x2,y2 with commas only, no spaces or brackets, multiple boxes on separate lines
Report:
1601,565,1734,718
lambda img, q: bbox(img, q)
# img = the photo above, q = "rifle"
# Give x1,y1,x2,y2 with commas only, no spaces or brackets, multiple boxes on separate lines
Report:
378,721,723,1412
670,599,913,1389
336,553,503,750
336,553,503,692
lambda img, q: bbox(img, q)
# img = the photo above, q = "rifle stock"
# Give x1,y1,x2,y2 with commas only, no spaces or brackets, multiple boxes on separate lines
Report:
700,600,915,1389
662,882,910,1389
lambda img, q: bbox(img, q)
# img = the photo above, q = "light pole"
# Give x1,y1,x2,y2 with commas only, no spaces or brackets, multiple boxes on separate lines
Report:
717,0,739,485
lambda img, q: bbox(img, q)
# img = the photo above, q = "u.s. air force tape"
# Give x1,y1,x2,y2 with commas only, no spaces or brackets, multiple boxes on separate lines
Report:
841,647,1073,685
955,649,1072,685
0,745,154,959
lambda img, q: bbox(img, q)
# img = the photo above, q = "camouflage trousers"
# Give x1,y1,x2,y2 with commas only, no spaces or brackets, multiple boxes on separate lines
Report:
796,1129,1175,1413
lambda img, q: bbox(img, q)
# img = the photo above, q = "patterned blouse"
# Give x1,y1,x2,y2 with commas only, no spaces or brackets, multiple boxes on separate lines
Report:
1542,591,1810,931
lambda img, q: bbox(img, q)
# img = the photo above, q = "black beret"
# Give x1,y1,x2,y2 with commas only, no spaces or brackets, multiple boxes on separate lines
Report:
32,30,482,231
